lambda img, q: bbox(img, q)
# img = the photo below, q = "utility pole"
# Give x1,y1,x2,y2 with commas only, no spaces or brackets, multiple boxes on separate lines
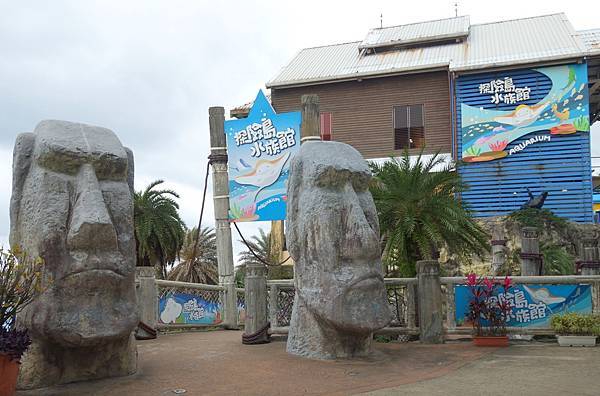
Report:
208,106,237,330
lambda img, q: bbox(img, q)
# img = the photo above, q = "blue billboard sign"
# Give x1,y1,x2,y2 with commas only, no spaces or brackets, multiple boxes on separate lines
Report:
455,284,592,328
224,90,301,222
460,63,589,162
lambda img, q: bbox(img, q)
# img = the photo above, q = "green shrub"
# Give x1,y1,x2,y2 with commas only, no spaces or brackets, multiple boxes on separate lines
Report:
550,313,600,336
507,208,567,230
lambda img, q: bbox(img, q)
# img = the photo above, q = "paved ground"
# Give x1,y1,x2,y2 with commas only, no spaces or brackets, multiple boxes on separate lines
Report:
16,331,600,395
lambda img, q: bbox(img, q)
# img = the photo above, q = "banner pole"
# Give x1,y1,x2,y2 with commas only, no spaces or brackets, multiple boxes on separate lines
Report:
208,106,238,329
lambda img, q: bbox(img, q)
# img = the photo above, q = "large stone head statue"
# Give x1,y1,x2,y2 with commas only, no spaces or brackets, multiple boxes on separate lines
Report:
10,120,137,389
286,141,391,359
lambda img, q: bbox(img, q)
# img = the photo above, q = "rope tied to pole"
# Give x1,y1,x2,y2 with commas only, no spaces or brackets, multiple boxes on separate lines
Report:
242,321,271,345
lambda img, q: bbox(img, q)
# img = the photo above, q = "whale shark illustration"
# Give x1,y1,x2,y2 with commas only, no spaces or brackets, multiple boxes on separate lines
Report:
234,152,290,202
522,285,565,306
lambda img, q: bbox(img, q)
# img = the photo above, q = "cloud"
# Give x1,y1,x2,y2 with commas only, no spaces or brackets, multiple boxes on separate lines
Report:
1,0,600,269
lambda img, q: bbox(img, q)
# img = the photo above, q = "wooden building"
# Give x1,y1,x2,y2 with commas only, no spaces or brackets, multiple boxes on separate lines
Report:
252,14,600,223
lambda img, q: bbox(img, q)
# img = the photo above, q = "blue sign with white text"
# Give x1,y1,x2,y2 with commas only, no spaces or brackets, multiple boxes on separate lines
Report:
455,284,592,328
224,90,301,222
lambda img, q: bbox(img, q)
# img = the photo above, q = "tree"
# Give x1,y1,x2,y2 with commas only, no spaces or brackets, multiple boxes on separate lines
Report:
168,227,219,284
134,180,186,279
369,149,490,277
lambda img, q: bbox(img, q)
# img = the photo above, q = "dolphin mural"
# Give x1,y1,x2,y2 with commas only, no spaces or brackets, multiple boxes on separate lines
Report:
234,152,291,202
522,285,566,305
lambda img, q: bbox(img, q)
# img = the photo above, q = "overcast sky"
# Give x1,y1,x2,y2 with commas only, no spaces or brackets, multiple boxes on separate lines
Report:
1,0,599,262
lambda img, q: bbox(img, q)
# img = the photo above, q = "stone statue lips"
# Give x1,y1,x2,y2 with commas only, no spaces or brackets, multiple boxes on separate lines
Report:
348,272,384,290
61,253,128,284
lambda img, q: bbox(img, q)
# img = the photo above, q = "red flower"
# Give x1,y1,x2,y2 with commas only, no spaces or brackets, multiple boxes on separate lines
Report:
467,273,477,286
483,277,494,291
504,276,512,290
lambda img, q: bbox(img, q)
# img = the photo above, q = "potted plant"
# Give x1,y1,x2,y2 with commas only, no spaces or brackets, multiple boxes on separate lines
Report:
466,273,512,347
551,313,600,347
0,247,43,395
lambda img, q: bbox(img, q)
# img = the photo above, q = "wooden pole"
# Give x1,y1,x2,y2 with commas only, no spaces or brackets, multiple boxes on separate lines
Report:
208,106,237,330
580,238,599,276
491,223,506,275
300,94,320,142
520,227,541,276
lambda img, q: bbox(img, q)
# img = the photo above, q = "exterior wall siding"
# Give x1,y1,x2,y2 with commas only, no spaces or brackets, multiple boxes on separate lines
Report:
271,71,452,159
456,64,593,223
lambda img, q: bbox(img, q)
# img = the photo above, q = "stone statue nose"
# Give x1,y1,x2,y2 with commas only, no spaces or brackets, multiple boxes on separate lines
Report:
67,164,118,251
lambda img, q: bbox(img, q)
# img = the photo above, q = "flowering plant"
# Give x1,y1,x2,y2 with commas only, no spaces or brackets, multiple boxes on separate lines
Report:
466,273,513,337
0,247,44,362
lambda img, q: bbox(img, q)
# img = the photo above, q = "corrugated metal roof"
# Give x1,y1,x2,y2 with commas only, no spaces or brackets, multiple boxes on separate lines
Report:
452,13,586,71
267,13,591,88
578,28,600,55
359,16,469,50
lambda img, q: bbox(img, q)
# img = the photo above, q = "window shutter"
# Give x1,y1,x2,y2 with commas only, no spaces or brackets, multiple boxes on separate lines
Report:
320,112,332,141
409,105,425,148
393,106,409,150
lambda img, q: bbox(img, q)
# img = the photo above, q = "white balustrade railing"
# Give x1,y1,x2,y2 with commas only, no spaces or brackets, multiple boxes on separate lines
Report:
267,275,600,336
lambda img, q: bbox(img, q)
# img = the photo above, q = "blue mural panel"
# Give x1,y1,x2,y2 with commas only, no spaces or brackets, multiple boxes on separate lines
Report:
224,90,301,222
456,63,593,222
158,293,223,325
455,284,592,328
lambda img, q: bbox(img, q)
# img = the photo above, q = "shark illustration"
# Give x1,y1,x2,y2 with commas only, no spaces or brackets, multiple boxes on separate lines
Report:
234,152,290,202
522,285,565,306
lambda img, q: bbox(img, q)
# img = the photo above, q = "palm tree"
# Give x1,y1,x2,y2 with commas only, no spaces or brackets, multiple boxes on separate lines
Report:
237,228,290,283
369,149,490,277
168,227,219,284
134,180,186,279
238,228,274,266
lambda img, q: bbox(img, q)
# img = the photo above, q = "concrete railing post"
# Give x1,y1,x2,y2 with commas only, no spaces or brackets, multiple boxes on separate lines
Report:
520,227,541,276
208,106,237,330
242,262,269,344
416,260,444,344
135,266,158,338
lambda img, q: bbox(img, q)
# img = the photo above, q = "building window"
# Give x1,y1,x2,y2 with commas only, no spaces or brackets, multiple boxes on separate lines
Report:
393,105,425,149
320,112,332,141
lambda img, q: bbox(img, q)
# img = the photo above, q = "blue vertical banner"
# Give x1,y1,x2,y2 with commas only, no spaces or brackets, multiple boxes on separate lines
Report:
224,90,301,222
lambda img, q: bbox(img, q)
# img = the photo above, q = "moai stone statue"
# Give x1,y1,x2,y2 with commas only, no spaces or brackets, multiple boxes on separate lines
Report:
10,120,138,389
286,141,391,359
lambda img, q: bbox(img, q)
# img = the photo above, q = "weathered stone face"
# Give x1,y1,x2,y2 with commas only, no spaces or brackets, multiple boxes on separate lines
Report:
286,141,390,359
10,120,137,388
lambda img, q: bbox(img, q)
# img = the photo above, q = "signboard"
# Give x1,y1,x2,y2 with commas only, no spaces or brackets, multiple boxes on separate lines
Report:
455,284,592,328
224,90,301,222
460,63,589,162
159,293,223,325
158,292,246,326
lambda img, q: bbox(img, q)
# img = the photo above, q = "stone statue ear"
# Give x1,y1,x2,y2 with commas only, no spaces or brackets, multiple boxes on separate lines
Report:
9,132,36,247
124,147,135,197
